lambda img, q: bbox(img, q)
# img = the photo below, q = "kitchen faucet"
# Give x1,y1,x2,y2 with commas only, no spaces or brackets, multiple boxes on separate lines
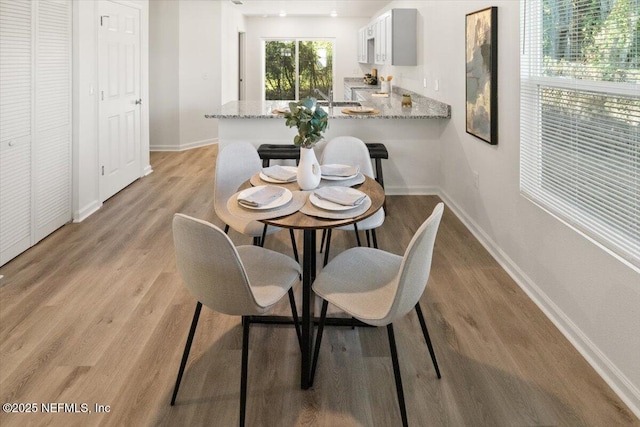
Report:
314,88,333,108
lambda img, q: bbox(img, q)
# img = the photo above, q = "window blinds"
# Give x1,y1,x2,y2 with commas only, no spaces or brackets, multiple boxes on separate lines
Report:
520,0,640,267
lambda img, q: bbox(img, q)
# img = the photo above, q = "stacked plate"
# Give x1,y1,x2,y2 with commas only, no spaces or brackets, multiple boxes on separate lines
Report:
237,185,293,210
320,164,359,181
342,106,377,115
310,186,368,212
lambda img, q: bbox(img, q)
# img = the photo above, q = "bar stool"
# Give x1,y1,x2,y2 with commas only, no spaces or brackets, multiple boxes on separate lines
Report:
257,143,388,190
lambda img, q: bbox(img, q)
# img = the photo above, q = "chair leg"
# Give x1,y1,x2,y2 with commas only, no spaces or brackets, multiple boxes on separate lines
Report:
288,288,302,350
387,324,409,427
224,224,230,234
310,300,329,386
319,229,327,253
371,229,379,249
366,230,371,247
240,316,251,427
289,229,299,264
414,303,441,378
353,223,362,246
323,229,332,267
260,224,268,247
171,301,203,406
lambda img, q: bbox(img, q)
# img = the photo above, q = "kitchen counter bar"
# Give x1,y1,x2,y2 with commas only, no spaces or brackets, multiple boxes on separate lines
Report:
208,95,451,195
206,94,451,120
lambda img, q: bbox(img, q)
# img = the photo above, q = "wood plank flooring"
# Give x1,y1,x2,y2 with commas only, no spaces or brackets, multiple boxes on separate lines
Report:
0,145,637,426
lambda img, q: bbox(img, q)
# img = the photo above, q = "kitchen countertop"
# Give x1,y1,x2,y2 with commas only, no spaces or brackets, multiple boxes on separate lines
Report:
206,93,451,120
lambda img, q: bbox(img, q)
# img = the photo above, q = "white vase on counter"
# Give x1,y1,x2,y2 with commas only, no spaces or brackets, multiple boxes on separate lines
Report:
297,147,321,190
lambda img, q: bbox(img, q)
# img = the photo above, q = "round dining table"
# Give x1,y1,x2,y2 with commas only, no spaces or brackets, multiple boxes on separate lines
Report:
260,176,385,390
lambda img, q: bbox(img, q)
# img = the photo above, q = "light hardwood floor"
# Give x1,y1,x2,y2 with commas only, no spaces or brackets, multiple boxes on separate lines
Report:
0,145,637,426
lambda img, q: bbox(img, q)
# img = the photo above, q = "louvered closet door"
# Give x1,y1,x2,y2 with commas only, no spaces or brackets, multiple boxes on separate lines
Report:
0,0,32,265
34,0,71,241
0,0,71,266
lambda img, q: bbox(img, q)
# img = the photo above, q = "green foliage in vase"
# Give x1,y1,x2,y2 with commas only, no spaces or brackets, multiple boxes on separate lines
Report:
283,97,328,148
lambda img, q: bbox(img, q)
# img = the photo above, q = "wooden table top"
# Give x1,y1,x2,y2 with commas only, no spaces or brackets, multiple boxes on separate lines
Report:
261,176,385,230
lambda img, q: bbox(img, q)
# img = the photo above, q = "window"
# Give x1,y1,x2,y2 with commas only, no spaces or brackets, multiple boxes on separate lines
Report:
520,0,639,267
264,39,334,101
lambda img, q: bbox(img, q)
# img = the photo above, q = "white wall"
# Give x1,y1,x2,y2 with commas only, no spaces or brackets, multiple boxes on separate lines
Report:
178,0,220,148
149,0,230,151
73,0,150,220
149,0,179,151
243,16,370,101
378,0,640,416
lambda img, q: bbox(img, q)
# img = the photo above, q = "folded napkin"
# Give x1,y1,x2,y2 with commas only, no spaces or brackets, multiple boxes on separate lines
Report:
314,187,366,207
238,186,285,208
262,165,297,182
321,164,360,177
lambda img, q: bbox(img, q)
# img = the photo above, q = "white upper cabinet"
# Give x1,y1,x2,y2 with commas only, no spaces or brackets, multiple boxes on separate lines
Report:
357,9,417,66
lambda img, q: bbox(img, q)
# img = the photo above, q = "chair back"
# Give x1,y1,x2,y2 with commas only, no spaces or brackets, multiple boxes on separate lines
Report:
321,136,375,178
383,203,444,324
214,142,262,210
172,213,262,316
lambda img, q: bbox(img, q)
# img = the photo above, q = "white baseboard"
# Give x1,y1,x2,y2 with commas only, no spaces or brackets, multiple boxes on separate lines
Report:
74,200,102,223
143,164,153,176
385,185,439,196
438,189,640,419
150,138,217,152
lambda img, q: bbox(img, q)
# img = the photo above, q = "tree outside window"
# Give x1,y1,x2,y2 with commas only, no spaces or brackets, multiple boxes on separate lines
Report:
264,39,333,101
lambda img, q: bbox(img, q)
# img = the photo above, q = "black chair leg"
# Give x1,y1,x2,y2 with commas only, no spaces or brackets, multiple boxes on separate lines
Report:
224,224,230,234
323,229,332,267
415,303,441,378
366,230,371,247
310,300,329,386
171,301,202,406
353,223,362,246
260,224,268,247
288,289,302,350
319,229,327,253
387,324,408,427
289,229,299,264
371,229,379,249
240,316,250,427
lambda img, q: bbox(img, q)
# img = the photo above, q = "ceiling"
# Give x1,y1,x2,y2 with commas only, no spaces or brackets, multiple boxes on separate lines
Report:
228,0,391,18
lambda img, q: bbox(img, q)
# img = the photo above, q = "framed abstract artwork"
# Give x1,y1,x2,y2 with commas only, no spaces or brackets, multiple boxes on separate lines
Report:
466,7,498,145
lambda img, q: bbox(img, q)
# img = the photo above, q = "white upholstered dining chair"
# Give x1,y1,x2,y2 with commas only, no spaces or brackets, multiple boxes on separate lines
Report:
310,203,444,427
319,136,386,265
215,142,300,256
170,213,302,426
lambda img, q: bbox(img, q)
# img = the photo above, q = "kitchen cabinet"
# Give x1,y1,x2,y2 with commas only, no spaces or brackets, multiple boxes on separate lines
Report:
358,9,417,66
357,26,374,64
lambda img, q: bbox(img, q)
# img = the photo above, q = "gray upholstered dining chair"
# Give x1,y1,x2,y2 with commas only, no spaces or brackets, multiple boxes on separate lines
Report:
215,141,300,256
170,213,302,426
320,136,385,265
310,203,444,427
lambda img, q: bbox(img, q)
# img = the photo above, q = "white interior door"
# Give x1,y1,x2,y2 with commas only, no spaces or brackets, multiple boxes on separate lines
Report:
98,0,141,202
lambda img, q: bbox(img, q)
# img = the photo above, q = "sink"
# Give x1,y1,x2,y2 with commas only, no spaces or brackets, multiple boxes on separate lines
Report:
317,101,362,107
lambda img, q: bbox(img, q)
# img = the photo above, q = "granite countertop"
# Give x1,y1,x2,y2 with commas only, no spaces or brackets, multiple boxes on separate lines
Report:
206,92,451,120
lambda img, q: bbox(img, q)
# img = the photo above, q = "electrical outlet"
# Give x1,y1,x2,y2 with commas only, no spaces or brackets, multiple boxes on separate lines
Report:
423,78,427,88
473,171,479,189
434,79,440,91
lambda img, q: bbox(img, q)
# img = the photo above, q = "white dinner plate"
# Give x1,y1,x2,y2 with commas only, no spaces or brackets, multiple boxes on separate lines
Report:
237,186,292,210
321,173,359,181
321,165,359,181
309,188,368,211
259,166,298,183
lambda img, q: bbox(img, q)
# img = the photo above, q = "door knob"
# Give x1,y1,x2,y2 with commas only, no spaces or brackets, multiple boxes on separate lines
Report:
135,99,142,105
